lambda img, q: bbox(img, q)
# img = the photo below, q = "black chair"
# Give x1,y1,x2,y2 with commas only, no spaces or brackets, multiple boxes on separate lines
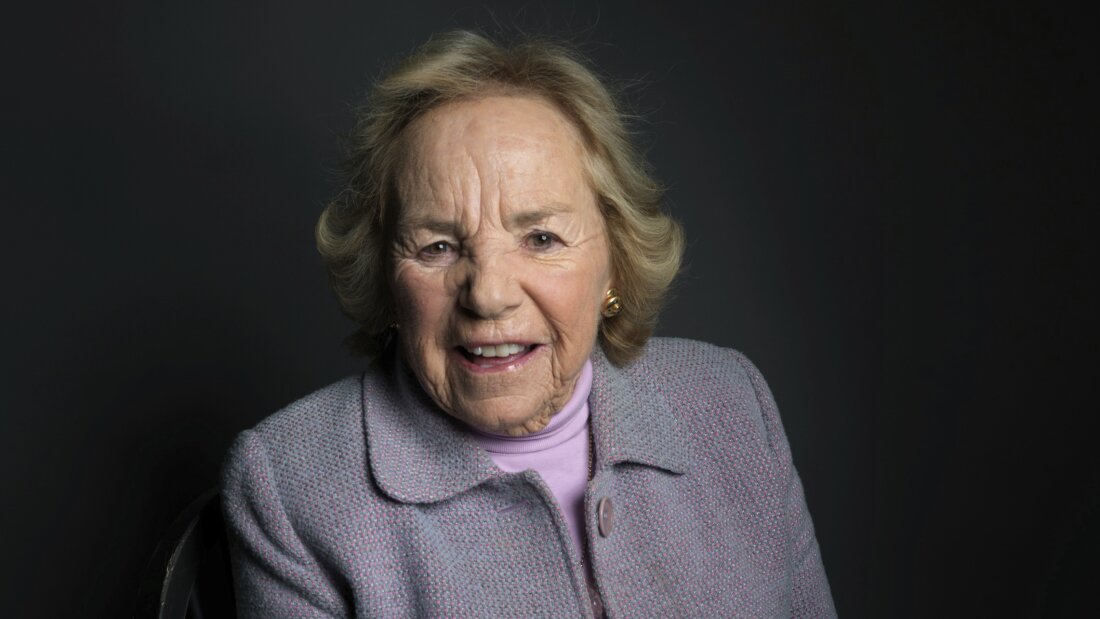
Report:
137,488,236,619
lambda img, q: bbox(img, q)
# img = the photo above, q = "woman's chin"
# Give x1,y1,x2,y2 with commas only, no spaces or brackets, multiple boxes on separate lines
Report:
455,402,554,436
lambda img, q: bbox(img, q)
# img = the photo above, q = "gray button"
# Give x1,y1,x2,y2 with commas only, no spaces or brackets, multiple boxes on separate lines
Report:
597,496,615,537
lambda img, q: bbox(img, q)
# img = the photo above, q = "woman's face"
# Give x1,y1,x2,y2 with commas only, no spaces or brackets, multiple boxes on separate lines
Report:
391,95,612,436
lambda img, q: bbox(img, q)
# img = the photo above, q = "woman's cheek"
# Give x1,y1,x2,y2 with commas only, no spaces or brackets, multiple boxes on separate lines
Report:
396,265,444,316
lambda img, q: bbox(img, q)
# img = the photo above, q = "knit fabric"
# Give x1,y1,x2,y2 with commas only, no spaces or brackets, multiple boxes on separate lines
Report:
469,359,593,556
222,337,837,618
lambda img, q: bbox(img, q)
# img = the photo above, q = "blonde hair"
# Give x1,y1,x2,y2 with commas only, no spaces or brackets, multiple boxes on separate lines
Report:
316,30,684,366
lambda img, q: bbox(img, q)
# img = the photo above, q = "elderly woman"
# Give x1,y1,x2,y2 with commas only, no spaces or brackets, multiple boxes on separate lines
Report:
222,31,836,618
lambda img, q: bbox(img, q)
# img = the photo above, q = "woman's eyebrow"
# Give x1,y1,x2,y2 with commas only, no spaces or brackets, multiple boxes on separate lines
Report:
399,203,571,233
509,203,571,228
398,215,456,234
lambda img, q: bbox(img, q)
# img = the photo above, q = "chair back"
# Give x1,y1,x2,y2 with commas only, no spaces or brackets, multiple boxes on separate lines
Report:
137,488,236,619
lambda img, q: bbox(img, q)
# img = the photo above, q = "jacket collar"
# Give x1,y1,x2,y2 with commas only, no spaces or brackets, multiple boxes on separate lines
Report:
363,344,691,505
587,346,692,476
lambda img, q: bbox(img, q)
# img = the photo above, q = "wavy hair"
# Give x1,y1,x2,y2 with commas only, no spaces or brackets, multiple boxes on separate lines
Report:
316,30,684,366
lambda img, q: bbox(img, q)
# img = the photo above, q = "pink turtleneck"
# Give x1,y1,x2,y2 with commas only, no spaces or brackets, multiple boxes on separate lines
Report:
470,360,593,556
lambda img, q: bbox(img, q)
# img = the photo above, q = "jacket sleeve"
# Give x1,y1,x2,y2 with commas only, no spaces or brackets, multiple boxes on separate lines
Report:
734,351,838,618
221,430,349,618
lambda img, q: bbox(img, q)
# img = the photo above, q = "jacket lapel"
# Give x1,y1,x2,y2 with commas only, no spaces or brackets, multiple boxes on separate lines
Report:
588,345,692,475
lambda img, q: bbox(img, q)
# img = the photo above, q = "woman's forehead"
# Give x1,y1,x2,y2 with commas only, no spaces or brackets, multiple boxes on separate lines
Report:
409,94,583,150
402,97,584,178
396,96,596,228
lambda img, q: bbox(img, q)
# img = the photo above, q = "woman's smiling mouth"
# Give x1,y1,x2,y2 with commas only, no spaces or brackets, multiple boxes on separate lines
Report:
456,343,540,371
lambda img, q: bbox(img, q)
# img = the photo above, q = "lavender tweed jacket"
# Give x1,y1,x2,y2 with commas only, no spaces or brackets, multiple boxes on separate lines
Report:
222,337,836,617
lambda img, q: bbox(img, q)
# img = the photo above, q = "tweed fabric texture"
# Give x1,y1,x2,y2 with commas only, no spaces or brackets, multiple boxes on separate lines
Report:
222,337,836,617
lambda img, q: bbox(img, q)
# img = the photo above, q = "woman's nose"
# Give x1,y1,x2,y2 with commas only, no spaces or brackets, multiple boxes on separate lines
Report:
458,253,522,320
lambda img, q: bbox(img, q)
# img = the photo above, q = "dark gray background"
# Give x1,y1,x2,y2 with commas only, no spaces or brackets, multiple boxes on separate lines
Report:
3,1,1096,617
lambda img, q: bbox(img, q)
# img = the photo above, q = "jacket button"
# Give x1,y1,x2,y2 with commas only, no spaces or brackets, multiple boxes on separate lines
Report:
597,497,615,537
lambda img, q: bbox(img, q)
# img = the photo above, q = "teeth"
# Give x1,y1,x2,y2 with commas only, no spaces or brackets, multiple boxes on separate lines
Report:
466,343,525,357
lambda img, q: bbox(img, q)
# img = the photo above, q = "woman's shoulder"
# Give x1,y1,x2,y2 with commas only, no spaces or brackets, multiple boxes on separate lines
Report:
247,375,364,444
221,374,369,496
633,336,767,392
631,337,786,454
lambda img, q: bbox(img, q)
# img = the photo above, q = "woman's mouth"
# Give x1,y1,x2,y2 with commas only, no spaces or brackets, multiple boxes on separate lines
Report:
456,343,539,371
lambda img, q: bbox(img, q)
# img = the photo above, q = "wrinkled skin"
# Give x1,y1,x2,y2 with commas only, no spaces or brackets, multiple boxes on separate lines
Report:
391,95,613,436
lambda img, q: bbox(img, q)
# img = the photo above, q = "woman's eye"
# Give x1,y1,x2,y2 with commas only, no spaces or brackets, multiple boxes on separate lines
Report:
419,241,455,261
527,232,560,250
